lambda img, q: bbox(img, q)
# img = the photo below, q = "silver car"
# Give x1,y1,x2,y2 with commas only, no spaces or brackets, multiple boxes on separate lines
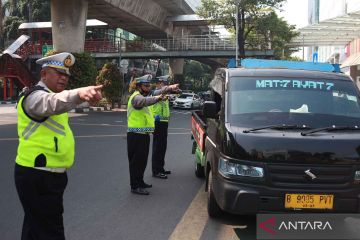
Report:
173,93,202,109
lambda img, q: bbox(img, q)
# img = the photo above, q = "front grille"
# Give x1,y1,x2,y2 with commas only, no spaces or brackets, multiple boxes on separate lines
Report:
267,164,353,189
176,102,185,105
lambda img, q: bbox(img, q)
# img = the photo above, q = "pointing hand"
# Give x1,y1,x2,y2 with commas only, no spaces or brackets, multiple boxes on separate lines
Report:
78,85,103,105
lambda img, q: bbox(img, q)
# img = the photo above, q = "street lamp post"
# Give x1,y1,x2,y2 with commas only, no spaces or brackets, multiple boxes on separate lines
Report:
235,0,241,67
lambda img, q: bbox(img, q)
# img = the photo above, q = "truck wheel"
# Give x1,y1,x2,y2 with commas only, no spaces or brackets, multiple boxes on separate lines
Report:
207,171,223,218
195,163,205,178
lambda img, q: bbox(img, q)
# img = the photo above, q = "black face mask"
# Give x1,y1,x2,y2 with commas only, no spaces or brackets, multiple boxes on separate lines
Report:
139,84,151,96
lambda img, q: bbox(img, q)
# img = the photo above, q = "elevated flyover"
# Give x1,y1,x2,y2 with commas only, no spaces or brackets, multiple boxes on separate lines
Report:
87,0,203,39
94,36,273,59
93,35,274,68
51,0,205,52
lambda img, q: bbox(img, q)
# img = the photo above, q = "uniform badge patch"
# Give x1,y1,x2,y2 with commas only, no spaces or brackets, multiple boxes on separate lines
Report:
64,55,72,67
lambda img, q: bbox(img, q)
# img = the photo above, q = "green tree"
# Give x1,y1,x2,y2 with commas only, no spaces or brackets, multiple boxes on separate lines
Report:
0,1,6,50
69,52,97,89
197,0,296,59
96,62,124,108
184,60,212,91
246,11,299,59
3,16,23,41
2,0,50,43
5,0,50,21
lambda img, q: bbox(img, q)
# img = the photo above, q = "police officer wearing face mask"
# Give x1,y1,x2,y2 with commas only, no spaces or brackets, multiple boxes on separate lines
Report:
14,52,103,240
127,74,179,195
151,75,172,179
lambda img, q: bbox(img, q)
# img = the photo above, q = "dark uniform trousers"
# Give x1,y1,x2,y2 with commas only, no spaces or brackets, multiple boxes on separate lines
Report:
127,132,150,189
14,163,68,240
152,121,168,174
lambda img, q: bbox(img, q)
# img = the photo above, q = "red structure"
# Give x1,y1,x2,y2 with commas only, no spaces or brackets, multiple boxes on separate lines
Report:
16,20,119,57
0,54,37,101
0,20,119,101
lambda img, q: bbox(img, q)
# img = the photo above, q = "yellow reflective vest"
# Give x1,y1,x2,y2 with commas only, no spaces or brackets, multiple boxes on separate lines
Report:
127,91,155,133
16,94,75,168
151,99,170,122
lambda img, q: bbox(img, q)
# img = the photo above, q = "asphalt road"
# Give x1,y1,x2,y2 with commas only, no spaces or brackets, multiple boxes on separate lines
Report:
0,105,256,240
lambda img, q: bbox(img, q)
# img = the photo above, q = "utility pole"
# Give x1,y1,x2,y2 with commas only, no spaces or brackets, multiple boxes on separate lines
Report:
235,0,241,67
235,1,239,67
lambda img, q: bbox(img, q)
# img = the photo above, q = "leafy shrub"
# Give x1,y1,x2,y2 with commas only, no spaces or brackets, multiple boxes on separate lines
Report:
96,62,123,108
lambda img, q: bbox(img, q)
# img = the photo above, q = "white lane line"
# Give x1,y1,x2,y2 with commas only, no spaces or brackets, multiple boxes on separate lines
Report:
169,184,241,240
171,110,192,115
0,132,190,141
217,225,241,240
73,132,190,138
169,184,209,240
70,122,190,131
75,134,126,138
0,137,18,141
70,123,127,127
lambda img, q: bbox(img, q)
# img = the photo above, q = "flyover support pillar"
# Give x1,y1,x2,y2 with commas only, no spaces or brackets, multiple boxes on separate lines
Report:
50,0,88,53
169,58,184,84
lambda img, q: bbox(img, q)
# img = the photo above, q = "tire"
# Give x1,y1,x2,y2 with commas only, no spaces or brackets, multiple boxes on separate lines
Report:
207,170,223,218
195,162,205,178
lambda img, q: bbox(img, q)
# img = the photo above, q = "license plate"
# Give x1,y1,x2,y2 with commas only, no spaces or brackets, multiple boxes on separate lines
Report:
285,194,334,209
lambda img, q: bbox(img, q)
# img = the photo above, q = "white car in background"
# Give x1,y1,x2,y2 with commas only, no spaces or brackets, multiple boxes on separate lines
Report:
173,93,202,109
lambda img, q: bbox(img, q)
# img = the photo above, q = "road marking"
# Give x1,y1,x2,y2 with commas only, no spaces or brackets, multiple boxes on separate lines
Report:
70,123,126,127
70,122,190,131
73,132,190,138
169,184,242,240
0,137,18,141
169,184,209,240
75,134,127,138
0,132,190,141
171,110,192,115
217,225,242,240
206,136,216,148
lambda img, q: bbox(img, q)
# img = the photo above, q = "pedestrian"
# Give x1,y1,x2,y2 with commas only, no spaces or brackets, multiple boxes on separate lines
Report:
14,52,103,240
151,75,172,179
127,74,179,195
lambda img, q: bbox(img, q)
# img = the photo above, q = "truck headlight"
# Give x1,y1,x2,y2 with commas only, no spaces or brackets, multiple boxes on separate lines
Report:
219,158,264,178
355,171,360,181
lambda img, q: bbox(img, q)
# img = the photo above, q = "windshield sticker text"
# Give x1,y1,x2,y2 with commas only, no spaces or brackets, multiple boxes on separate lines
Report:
256,80,334,90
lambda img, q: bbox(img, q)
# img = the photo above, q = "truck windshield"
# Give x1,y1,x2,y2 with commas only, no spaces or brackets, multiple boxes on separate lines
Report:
228,77,360,128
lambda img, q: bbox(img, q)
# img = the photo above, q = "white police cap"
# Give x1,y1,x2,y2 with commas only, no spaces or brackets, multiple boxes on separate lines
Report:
156,75,170,82
36,52,75,76
136,74,153,84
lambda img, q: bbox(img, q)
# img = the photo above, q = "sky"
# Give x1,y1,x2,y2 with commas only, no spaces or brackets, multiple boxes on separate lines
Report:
278,0,309,29
217,0,310,36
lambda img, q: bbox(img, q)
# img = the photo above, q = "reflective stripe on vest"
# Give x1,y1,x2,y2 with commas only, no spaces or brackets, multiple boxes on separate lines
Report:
127,91,155,133
22,118,66,140
152,99,170,122
16,96,75,169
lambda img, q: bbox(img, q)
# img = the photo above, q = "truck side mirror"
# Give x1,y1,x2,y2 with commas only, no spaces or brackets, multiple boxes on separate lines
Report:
203,101,217,119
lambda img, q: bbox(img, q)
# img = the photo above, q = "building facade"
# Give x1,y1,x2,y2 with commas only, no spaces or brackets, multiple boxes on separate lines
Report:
307,0,348,63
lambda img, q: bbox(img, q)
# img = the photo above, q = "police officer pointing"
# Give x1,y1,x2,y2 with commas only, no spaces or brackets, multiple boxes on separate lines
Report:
151,75,171,179
127,74,179,195
14,52,103,240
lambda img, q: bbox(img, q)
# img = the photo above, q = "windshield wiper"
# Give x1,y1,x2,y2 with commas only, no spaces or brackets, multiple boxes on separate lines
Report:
243,124,311,133
301,125,360,136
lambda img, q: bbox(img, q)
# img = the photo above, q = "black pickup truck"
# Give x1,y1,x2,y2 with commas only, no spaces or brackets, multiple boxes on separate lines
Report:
191,59,360,217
